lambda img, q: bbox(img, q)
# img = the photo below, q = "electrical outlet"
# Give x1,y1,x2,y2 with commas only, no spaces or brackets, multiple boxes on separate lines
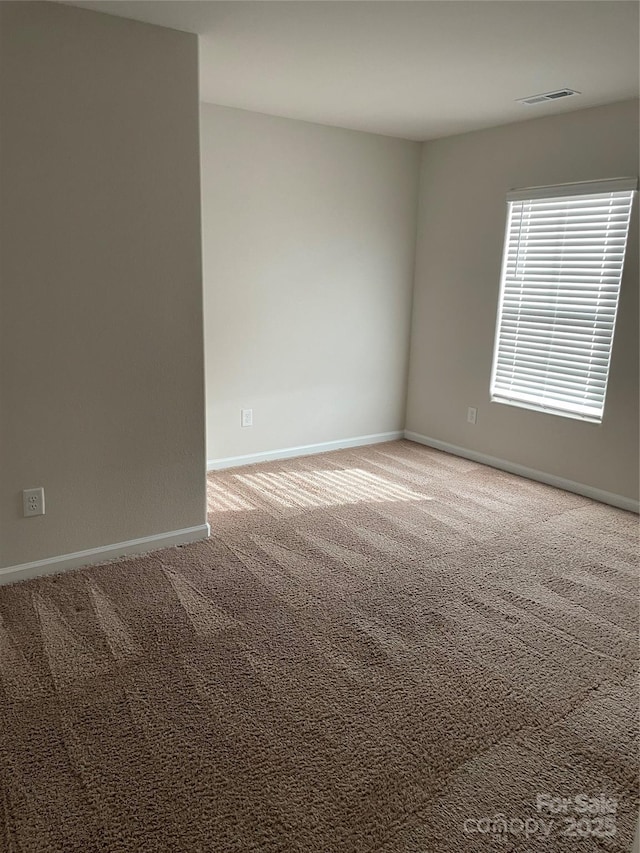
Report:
23,487,45,517
241,408,253,428
467,407,478,425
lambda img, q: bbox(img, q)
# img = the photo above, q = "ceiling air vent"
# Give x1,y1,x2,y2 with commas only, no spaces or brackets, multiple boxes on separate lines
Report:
517,89,580,106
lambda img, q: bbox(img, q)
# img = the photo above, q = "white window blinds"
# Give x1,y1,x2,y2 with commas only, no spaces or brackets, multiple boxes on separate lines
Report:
490,177,636,422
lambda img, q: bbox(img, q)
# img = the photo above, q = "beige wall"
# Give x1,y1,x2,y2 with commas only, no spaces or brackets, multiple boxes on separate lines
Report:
406,100,639,501
0,2,206,568
201,104,420,464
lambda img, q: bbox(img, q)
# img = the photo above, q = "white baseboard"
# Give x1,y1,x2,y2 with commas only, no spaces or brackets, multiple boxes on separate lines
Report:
207,431,404,471
0,523,210,587
404,431,639,514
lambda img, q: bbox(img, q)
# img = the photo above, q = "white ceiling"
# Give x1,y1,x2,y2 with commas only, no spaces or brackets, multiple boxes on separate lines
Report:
63,1,639,140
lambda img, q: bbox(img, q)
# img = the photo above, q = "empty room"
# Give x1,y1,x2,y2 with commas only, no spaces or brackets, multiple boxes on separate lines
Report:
0,1,638,851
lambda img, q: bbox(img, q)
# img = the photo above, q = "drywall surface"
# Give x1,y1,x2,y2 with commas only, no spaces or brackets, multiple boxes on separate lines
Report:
201,104,420,463
0,2,206,567
406,100,639,501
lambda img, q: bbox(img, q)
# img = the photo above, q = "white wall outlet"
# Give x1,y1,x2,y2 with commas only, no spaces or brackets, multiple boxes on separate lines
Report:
23,487,45,517
241,408,253,428
467,406,478,425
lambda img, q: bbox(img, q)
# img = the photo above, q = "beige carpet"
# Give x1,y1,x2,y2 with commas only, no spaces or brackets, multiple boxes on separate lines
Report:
0,440,637,852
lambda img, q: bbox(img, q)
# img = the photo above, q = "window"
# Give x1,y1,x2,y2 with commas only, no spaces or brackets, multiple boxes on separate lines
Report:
490,178,636,422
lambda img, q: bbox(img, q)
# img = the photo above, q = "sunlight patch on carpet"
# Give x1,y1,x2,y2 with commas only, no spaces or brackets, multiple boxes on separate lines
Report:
232,468,429,510
206,479,256,513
